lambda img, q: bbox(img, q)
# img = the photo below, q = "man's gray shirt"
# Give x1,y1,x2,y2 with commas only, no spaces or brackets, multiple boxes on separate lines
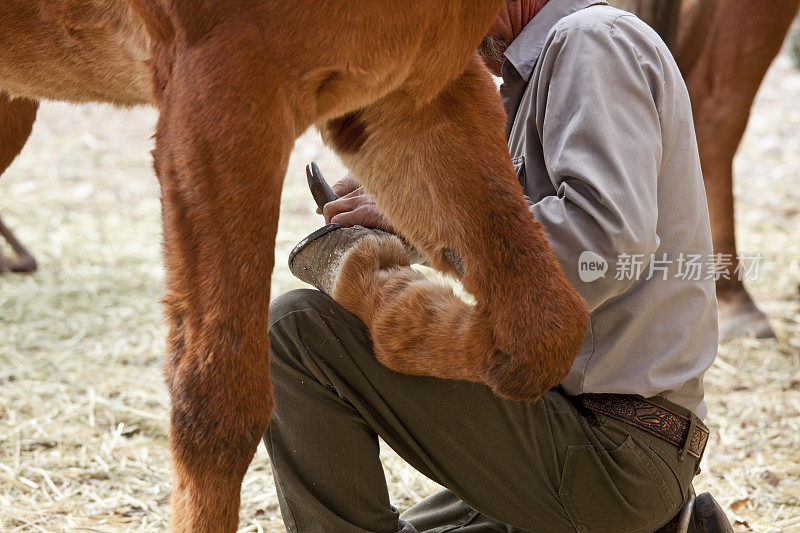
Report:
502,0,718,417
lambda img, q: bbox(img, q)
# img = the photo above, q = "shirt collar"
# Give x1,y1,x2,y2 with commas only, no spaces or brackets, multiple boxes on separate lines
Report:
503,0,609,82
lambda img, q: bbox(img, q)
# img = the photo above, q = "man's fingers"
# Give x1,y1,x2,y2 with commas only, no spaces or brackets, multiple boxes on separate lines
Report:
329,209,361,228
322,195,362,223
331,205,397,234
315,175,362,215
330,205,377,228
321,189,396,234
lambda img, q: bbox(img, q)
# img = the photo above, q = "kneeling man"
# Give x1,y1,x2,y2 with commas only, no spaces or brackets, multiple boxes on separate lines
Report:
265,1,729,531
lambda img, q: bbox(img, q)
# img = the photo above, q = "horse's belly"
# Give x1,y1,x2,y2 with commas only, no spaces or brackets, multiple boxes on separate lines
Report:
0,0,152,105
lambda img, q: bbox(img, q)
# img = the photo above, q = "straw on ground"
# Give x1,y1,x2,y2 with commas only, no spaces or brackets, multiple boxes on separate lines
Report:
1,56,799,532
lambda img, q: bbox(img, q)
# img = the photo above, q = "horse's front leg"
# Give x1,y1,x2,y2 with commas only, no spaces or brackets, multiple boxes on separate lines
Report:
152,41,295,531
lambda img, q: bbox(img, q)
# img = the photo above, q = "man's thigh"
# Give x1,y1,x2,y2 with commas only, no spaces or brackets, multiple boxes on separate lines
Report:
268,289,688,532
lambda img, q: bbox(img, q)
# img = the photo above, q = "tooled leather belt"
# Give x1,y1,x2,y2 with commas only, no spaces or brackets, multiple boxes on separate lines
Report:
581,394,709,461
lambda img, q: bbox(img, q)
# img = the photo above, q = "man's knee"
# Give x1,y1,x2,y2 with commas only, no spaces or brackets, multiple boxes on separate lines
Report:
268,288,366,349
267,288,371,389
268,286,371,371
268,288,331,329
270,287,367,330
267,289,333,380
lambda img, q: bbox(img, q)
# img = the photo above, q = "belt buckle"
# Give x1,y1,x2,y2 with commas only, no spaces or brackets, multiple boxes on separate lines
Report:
680,415,709,467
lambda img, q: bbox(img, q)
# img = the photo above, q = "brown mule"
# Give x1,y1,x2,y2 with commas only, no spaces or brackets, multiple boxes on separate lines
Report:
0,1,587,530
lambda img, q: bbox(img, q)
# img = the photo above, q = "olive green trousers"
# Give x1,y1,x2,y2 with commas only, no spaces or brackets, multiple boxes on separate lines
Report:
264,289,700,533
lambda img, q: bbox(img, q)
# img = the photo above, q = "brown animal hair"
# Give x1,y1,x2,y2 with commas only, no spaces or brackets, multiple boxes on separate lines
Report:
0,94,39,272
622,0,800,339
670,0,799,338
325,55,587,401
1,1,587,530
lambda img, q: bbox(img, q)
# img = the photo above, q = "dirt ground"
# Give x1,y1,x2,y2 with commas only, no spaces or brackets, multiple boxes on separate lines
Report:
1,50,799,532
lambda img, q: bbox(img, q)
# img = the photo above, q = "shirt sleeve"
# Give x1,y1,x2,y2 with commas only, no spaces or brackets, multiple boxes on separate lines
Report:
528,21,664,311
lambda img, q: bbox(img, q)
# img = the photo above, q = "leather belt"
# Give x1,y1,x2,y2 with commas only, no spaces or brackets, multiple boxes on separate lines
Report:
581,394,709,461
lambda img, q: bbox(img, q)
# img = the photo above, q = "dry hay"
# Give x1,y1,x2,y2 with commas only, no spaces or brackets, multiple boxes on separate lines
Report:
1,56,799,532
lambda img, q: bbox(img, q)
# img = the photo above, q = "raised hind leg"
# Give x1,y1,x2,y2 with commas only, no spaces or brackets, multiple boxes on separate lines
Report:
0,93,38,273
323,55,589,401
151,39,295,531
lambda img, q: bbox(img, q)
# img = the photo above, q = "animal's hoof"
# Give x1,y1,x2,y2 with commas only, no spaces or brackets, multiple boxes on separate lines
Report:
718,289,775,343
10,254,37,273
289,224,396,295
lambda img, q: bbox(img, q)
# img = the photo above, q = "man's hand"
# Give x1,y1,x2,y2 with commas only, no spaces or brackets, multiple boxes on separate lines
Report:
319,175,397,234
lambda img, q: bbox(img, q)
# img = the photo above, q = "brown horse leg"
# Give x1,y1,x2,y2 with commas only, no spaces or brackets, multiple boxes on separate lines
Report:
325,55,588,401
152,42,295,531
0,93,38,273
682,0,799,342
